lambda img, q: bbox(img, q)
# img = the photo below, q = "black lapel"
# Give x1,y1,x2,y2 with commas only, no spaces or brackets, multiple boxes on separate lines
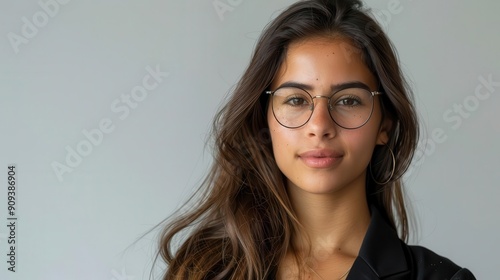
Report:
346,206,411,280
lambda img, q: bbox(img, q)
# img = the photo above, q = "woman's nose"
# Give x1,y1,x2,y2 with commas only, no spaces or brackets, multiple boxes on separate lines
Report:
306,96,337,138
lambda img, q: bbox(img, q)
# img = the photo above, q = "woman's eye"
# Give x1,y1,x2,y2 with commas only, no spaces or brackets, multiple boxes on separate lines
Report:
285,97,308,106
336,97,360,106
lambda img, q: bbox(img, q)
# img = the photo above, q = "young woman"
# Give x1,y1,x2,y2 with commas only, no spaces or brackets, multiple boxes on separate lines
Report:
158,0,475,279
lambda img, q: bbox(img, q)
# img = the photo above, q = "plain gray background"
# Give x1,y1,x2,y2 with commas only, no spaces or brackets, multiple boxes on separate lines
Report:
1,0,498,279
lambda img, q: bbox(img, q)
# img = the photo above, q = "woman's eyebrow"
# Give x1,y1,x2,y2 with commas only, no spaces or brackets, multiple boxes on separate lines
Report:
275,81,370,91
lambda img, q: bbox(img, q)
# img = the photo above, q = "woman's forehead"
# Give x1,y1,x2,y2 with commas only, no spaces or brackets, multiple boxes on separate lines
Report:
271,37,375,90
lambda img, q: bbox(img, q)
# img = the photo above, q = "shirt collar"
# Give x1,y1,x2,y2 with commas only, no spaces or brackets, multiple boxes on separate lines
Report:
346,205,410,279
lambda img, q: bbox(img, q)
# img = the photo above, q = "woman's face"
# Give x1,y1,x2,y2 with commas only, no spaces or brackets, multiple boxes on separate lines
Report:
268,37,390,195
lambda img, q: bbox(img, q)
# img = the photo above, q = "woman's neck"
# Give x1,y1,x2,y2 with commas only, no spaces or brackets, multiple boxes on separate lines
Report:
287,180,371,257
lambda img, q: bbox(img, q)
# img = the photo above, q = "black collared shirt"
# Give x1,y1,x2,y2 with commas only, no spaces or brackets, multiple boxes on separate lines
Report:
346,206,475,280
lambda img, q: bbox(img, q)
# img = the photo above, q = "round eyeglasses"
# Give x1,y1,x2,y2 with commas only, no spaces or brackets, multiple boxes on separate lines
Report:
266,85,383,129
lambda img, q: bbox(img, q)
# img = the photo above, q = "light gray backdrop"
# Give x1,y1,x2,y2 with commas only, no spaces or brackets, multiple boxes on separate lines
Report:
1,0,498,279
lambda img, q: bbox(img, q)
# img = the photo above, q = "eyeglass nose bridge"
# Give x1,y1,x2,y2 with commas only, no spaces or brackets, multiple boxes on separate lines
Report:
310,95,334,112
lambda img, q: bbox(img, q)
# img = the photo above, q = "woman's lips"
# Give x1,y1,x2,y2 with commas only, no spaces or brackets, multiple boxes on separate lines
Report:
298,149,343,168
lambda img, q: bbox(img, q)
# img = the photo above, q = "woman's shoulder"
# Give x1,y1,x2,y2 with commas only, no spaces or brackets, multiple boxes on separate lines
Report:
405,244,476,280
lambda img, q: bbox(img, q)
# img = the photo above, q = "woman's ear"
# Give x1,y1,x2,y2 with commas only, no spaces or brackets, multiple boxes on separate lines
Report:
376,117,392,145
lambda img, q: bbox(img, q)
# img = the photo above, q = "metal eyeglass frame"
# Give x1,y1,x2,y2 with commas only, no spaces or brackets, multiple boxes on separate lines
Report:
265,86,383,129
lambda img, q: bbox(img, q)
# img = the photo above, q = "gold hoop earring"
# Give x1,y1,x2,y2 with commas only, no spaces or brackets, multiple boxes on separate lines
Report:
369,144,396,185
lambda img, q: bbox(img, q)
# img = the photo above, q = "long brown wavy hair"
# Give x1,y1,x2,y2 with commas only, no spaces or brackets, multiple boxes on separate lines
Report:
158,0,419,279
